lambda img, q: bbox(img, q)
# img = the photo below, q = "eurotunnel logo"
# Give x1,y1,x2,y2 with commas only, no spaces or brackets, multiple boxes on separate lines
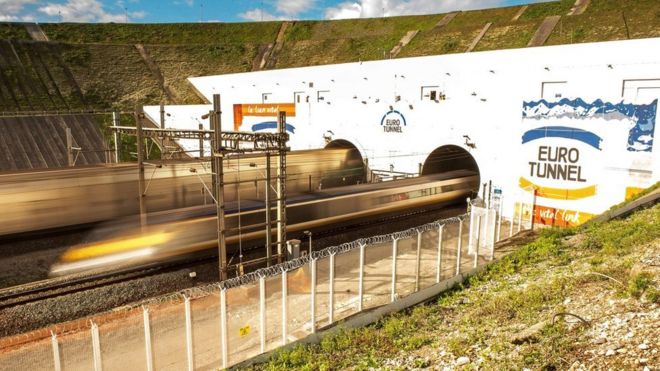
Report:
380,110,406,133
519,126,601,200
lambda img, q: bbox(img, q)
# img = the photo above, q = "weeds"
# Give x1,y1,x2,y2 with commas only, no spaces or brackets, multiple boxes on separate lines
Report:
250,205,658,370
628,272,653,298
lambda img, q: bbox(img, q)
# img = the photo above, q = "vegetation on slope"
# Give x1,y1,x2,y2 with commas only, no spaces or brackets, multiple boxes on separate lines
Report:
250,203,659,370
0,0,657,114
40,22,282,45
0,24,30,40
545,0,660,45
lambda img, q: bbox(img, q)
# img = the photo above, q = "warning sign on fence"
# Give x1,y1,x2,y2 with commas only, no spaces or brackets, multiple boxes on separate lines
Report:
239,325,251,337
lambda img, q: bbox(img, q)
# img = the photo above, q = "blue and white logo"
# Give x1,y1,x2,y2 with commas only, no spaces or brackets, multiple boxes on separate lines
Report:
380,110,406,133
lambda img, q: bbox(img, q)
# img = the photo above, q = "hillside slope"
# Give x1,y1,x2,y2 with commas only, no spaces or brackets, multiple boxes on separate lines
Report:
250,203,659,370
0,0,658,111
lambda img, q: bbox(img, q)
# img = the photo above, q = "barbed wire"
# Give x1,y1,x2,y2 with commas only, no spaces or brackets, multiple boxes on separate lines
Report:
219,213,467,290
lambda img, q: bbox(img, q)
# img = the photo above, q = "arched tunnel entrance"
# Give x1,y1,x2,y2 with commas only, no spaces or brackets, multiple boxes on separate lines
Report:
421,145,481,195
323,139,366,187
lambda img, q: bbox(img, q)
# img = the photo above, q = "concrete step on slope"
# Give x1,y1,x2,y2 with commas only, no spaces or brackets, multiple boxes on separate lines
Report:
528,16,562,47
511,5,528,21
23,23,49,42
568,0,590,16
466,23,492,52
390,30,419,58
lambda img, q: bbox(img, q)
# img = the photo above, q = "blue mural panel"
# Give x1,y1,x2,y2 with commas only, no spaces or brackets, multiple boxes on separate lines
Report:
522,98,657,152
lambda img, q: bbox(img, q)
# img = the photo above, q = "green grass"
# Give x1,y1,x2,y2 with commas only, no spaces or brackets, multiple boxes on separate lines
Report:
146,43,259,103
0,23,31,40
546,0,660,45
1,0,659,112
518,0,576,21
40,22,282,45
248,205,659,370
285,14,442,43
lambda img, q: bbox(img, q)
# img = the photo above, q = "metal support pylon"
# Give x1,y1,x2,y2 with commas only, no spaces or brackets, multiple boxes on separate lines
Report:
212,95,228,281
276,111,287,263
117,97,289,280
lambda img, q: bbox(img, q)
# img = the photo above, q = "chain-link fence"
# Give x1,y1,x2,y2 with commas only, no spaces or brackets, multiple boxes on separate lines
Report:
1,200,531,370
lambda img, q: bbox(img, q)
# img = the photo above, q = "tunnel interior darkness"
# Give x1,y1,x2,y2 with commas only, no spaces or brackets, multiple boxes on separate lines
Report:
324,139,366,186
421,145,481,192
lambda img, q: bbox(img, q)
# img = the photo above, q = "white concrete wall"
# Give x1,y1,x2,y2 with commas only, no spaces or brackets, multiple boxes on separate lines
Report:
147,37,660,224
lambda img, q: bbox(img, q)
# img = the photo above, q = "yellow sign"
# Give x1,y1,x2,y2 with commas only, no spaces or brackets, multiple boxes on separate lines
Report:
239,325,251,337
519,176,596,200
625,186,644,200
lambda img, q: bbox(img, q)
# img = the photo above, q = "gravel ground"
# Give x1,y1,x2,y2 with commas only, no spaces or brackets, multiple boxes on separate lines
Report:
0,204,465,337
0,230,93,288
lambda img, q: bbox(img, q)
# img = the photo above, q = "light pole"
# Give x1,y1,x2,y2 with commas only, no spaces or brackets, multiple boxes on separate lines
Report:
303,230,312,256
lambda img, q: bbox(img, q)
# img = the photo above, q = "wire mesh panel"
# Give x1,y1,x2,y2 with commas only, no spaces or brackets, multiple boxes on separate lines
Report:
458,218,473,273
395,236,417,298
498,213,511,241
264,274,283,351
286,265,312,341
419,228,439,290
225,282,261,366
332,248,360,321
59,329,94,371
99,309,147,370
314,256,331,327
486,208,497,259
468,208,496,267
191,292,222,370
363,240,393,310
441,222,461,281
150,301,187,371
0,337,54,371
468,207,484,256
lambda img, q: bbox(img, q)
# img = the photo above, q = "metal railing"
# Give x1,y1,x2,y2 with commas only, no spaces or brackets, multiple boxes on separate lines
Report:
0,200,534,370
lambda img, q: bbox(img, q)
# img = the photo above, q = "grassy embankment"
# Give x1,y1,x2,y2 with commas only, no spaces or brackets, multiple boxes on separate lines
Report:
250,192,659,370
1,0,659,113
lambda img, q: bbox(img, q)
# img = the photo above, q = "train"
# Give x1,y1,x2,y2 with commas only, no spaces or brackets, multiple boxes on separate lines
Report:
50,170,480,277
0,148,363,237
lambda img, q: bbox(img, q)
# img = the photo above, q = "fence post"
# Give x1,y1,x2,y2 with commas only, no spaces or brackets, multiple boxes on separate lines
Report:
436,225,444,283
282,270,288,345
509,203,515,238
455,219,463,276
490,209,497,260
220,288,228,369
517,202,523,233
391,237,398,302
91,322,102,371
184,296,194,371
474,215,482,269
415,230,422,292
530,189,538,231
496,196,503,242
143,307,154,371
358,243,365,312
259,276,266,353
51,331,61,371
483,205,490,251
310,258,317,334
328,253,335,325
467,202,474,253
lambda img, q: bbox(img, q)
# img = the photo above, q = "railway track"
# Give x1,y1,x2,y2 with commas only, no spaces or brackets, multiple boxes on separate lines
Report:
0,259,211,310
0,203,466,311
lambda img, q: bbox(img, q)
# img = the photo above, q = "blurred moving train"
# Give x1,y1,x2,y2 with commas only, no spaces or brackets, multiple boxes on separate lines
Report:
0,148,363,237
50,170,479,276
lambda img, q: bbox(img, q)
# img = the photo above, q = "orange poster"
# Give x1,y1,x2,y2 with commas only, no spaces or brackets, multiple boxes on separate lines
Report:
532,204,593,227
233,103,296,130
